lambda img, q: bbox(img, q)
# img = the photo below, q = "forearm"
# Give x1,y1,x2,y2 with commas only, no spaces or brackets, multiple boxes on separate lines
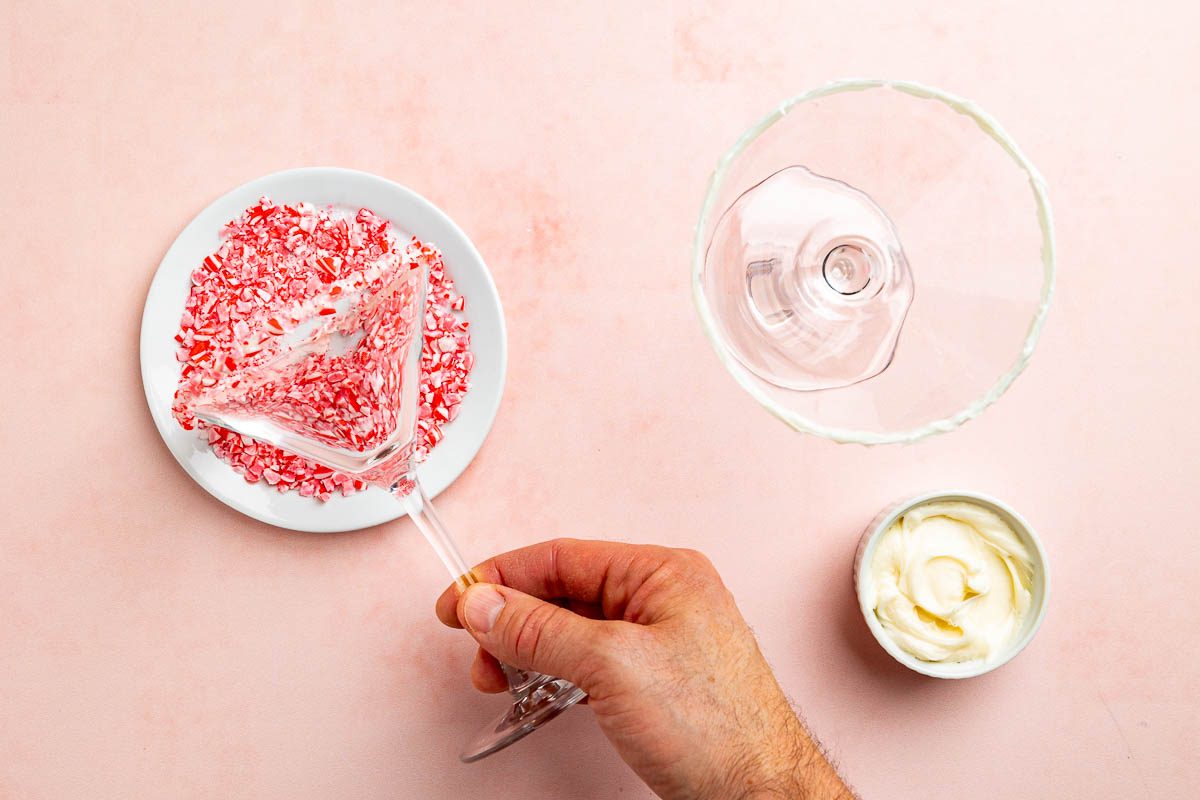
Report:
769,716,856,800
722,695,856,800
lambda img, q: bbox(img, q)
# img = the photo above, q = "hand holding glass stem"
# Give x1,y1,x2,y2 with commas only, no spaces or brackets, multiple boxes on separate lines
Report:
436,538,856,800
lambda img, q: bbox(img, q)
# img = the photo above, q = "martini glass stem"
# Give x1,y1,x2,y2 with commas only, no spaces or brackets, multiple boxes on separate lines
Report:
396,481,544,696
398,479,476,591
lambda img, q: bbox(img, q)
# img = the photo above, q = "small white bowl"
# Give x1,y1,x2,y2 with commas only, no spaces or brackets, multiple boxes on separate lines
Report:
853,490,1051,678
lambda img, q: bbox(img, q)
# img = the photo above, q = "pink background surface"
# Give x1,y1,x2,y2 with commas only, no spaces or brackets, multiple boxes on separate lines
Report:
3,2,1198,798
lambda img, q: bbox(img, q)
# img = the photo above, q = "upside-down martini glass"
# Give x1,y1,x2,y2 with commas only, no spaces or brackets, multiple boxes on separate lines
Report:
181,248,585,762
694,80,1056,443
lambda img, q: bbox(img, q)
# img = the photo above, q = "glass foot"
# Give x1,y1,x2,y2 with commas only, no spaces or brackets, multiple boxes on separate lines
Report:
703,165,913,392
459,674,588,763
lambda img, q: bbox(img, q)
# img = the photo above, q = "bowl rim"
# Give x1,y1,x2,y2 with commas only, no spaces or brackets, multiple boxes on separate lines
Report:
690,78,1057,445
854,489,1052,679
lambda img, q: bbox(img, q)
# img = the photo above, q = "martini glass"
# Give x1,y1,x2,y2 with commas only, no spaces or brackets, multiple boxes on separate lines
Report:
694,80,1056,443
183,250,585,762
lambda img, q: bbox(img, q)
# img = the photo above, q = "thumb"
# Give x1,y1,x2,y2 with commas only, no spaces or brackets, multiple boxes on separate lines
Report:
457,583,605,687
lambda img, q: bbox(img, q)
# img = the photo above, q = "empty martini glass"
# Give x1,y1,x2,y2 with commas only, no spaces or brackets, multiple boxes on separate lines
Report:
183,248,585,762
694,80,1056,443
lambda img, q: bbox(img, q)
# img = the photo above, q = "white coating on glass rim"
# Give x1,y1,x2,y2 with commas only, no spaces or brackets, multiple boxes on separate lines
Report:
691,78,1057,445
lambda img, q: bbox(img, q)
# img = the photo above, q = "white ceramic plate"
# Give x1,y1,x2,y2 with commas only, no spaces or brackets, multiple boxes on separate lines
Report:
140,168,506,532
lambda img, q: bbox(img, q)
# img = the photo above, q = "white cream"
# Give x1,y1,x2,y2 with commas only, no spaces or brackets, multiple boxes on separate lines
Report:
868,501,1034,663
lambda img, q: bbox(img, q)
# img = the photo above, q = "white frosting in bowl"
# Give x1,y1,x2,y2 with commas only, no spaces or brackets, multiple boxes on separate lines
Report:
866,501,1035,663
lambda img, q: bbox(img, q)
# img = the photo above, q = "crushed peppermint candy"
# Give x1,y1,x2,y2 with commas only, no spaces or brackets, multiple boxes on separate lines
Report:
171,197,473,502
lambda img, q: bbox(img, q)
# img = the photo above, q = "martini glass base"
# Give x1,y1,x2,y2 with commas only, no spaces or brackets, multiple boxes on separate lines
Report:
703,165,913,392
460,675,588,763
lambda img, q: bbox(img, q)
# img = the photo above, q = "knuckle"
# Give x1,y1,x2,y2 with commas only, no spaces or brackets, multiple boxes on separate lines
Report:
544,538,581,593
578,624,655,694
509,601,562,666
677,548,716,573
571,624,624,688
664,548,719,585
587,623,622,663
546,537,580,555
649,549,725,608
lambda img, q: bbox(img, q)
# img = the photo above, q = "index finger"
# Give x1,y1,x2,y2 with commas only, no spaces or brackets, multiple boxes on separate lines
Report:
434,538,676,628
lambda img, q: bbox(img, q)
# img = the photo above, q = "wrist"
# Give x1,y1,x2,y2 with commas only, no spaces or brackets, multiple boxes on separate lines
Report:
694,710,805,799
712,706,850,800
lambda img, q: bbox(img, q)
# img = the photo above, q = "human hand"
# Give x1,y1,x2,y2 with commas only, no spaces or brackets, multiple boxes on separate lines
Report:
435,539,854,799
